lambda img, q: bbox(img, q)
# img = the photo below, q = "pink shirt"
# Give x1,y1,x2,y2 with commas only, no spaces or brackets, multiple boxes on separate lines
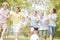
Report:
0,8,9,23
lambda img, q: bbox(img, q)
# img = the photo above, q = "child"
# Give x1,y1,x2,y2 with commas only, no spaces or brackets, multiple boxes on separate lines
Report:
29,10,39,40
0,2,9,40
38,12,48,40
10,6,25,40
48,8,57,40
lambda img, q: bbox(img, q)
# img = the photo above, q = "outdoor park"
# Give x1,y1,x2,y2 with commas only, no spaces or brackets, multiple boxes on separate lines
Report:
0,0,60,40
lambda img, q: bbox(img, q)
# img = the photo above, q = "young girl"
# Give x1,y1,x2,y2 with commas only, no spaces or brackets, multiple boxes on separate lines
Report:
10,6,25,40
48,8,57,40
29,10,39,40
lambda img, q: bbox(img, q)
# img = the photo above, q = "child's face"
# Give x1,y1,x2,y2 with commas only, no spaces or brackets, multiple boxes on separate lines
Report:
3,4,8,9
33,11,37,16
50,9,54,14
14,7,19,13
39,13,44,17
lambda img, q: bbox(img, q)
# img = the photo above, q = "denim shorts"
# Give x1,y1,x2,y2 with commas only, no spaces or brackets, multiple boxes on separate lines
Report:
49,26,56,36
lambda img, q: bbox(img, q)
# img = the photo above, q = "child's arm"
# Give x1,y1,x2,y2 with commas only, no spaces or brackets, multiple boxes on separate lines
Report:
46,18,49,24
51,15,57,22
36,17,40,23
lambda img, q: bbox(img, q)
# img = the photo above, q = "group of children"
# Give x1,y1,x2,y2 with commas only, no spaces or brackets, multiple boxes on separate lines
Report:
30,8,57,40
0,2,57,40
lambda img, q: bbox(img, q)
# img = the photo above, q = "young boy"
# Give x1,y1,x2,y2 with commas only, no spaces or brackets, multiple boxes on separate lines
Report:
0,2,9,40
38,12,48,40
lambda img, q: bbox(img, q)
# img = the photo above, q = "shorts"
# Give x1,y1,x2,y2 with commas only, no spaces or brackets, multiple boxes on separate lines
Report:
0,23,7,32
30,26,38,31
49,26,56,36
13,23,22,32
39,30,47,37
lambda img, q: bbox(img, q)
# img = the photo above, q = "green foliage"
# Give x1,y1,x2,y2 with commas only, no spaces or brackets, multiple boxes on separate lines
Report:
7,19,13,27
21,23,30,37
50,0,60,10
0,0,31,9
7,0,31,8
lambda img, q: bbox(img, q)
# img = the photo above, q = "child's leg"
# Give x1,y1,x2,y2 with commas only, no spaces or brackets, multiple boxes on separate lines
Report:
14,32,19,40
43,30,47,40
13,24,21,40
30,27,34,34
1,24,7,40
14,29,19,40
50,27,52,40
0,24,2,38
34,28,38,34
39,30,43,40
50,27,56,40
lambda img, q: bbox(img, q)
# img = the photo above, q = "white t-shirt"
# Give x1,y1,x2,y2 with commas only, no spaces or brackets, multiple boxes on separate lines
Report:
30,34,39,40
38,16,48,30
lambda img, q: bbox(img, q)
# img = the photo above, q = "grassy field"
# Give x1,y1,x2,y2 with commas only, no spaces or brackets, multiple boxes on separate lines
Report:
3,35,60,40
0,29,60,40
4,38,60,40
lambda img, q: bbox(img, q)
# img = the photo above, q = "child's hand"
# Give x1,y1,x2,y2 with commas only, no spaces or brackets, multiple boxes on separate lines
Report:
6,15,10,19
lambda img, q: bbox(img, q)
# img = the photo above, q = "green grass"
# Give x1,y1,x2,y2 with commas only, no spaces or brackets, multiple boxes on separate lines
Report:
4,35,60,40
4,38,60,40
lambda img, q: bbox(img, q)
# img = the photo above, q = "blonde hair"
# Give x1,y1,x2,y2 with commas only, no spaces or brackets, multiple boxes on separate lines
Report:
2,2,9,7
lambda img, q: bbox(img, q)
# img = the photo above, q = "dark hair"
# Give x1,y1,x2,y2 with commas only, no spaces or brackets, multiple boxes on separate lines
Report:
35,11,37,13
53,8,57,13
14,6,21,12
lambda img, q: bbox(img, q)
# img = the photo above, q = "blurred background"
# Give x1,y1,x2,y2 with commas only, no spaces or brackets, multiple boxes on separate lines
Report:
0,0,60,40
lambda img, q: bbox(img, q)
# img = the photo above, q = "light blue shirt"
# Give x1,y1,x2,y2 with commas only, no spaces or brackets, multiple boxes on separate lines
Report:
29,15,38,28
48,14,57,27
